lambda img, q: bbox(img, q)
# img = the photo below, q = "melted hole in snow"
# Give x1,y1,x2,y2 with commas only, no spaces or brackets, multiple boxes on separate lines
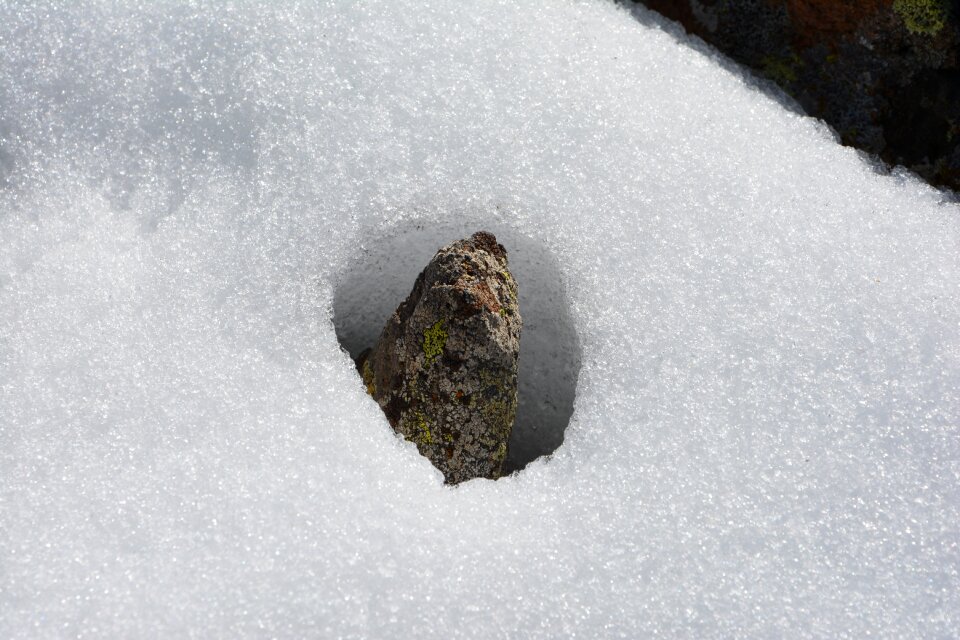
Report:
333,220,581,474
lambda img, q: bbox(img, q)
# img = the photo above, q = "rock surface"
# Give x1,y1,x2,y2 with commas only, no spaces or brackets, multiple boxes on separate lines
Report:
634,0,960,193
356,232,522,484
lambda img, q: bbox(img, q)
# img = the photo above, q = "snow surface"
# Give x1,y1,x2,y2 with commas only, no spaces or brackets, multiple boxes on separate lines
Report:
1,1,958,637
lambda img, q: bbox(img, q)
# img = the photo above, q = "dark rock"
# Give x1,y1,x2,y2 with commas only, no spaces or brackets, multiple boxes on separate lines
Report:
633,0,960,193
357,232,522,484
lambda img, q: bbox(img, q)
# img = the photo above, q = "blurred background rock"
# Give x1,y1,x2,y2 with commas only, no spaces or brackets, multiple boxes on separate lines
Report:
631,0,960,193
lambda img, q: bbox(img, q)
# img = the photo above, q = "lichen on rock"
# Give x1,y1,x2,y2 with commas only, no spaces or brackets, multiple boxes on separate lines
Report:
356,231,522,484
894,0,949,36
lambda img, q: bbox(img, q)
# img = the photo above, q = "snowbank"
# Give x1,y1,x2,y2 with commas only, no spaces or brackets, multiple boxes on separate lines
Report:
1,1,958,637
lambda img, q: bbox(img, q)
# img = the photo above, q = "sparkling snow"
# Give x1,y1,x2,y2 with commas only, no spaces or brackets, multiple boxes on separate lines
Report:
1,1,958,637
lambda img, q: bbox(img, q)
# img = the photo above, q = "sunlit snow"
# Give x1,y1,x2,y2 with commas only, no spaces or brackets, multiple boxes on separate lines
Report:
1,1,958,637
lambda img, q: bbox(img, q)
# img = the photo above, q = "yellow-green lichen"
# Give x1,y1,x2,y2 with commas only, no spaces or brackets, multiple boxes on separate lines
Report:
422,320,447,363
411,411,433,446
480,398,513,439
759,55,800,85
361,360,376,396
894,0,948,35
479,367,509,394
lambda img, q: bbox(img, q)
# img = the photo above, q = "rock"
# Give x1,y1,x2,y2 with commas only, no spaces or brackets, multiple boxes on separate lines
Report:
633,0,960,193
356,231,522,484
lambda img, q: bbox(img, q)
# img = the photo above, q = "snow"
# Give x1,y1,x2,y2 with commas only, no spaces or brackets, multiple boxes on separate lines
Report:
1,1,958,637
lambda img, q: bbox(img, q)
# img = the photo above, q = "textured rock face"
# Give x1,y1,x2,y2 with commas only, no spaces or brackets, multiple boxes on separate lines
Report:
357,232,522,484
634,0,960,193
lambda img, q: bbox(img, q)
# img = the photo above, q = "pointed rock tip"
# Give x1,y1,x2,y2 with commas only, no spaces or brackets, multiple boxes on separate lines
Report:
469,230,507,262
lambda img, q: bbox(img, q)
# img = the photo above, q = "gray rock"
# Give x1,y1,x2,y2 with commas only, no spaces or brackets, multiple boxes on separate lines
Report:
357,231,522,484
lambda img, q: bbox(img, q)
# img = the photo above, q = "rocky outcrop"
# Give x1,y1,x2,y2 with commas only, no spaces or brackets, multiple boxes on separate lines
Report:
357,232,522,484
634,0,960,193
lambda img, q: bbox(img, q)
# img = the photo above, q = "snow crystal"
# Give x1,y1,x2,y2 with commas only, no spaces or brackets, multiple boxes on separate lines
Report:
1,1,958,637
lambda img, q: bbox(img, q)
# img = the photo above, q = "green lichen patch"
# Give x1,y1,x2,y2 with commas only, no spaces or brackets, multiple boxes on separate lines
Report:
894,0,948,35
422,319,447,363
494,442,508,468
409,411,433,446
362,360,376,396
